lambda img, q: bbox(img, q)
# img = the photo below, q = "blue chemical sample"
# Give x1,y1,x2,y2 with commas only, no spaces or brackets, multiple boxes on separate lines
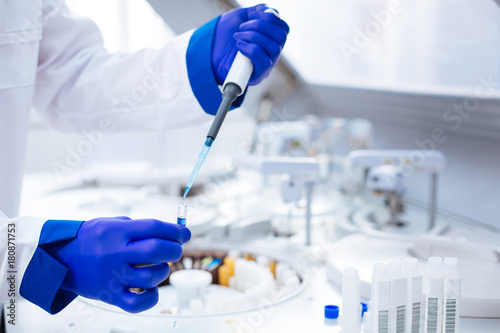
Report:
183,137,213,198
177,217,186,226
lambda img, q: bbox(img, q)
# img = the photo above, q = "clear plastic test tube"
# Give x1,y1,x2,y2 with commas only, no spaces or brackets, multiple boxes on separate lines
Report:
442,258,460,333
404,258,423,333
177,201,187,226
372,262,391,333
341,266,361,333
425,257,444,333
389,260,407,333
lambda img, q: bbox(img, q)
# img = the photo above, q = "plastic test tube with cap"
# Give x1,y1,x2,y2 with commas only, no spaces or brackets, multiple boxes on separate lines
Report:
424,257,444,333
404,258,423,333
340,266,361,333
371,262,391,333
442,258,460,333
177,201,187,226
389,260,407,333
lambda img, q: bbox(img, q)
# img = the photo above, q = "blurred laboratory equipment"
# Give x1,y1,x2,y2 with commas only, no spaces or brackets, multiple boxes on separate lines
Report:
346,150,445,233
366,165,405,227
248,156,320,245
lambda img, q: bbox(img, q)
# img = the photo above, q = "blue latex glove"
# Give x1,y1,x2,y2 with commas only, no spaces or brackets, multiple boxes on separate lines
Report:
212,4,290,86
44,216,190,313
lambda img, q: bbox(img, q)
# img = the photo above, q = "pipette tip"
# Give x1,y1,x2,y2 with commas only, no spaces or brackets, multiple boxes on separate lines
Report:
183,187,190,199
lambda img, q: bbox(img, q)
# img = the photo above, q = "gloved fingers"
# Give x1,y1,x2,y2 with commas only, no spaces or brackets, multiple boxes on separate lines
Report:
236,40,272,85
128,263,170,289
115,286,159,313
249,3,269,13
233,31,282,61
239,18,288,46
126,238,183,264
123,219,191,243
248,9,290,34
113,216,132,221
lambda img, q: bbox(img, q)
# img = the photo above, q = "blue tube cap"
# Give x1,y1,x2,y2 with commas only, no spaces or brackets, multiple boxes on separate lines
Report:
324,305,339,319
361,302,368,317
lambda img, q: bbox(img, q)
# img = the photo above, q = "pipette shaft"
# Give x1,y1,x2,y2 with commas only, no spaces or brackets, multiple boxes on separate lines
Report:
182,8,280,199
207,83,241,140
182,79,243,199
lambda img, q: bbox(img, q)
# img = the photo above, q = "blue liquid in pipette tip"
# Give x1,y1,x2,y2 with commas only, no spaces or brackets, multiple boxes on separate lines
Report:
183,137,214,199
183,187,190,199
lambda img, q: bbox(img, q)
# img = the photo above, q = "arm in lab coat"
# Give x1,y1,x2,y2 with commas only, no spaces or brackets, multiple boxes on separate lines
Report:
0,213,84,314
9,5,248,315
33,4,244,132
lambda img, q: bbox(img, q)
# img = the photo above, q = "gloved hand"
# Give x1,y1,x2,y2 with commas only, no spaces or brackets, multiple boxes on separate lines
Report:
44,216,190,313
212,4,290,86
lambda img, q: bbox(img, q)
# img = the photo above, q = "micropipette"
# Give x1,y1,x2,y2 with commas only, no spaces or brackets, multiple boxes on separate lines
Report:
183,8,280,199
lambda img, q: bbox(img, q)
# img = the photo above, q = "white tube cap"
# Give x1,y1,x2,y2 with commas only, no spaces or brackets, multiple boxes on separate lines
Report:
389,259,404,279
427,257,443,277
443,257,460,277
343,266,359,278
403,257,419,276
372,262,390,280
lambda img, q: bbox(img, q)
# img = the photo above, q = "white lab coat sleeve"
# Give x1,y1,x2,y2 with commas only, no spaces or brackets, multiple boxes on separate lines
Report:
33,4,243,132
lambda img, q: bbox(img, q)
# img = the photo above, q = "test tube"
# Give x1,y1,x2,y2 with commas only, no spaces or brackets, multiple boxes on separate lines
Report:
424,257,444,333
442,258,460,333
404,258,423,333
371,262,391,333
389,260,407,333
340,266,361,333
177,201,187,226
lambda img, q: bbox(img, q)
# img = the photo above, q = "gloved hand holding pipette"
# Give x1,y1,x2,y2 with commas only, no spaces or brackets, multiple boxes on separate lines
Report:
212,4,290,86
184,4,290,198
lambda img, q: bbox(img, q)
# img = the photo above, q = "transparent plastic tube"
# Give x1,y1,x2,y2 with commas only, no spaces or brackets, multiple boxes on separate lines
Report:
372,263,391,333
341,266,361,333
389,260,407,333
177,201,187,226
404,258,423,333
442,258,460,333
424,257,444,333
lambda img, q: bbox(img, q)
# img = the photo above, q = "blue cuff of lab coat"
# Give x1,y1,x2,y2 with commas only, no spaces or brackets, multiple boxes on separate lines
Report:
186,16,245,116
20,219,84,314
